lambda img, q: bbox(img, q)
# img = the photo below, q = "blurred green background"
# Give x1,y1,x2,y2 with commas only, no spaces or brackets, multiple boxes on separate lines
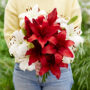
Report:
0,0,90,90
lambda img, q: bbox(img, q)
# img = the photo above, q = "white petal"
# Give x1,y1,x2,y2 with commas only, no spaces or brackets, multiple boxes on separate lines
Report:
32,4,39,12
19,60,29,71
19,13,27,19
27,63,36,71
19,59,36,71
69,36,84,47
56,17,68,24
60,23,68,29
16,42,28,58
38,10,47,16
63,56,74,64
20,19,24,27
9,44,18,55
12,30,24,44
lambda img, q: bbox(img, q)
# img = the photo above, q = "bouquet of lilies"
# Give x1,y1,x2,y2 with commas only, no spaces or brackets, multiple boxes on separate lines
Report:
9,5,84,82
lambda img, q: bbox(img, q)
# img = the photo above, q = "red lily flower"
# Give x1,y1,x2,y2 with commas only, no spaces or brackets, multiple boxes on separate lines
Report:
26,40,46,65
24,16,33,40
39,54,68,79
42,30,75,64
27,8,60,48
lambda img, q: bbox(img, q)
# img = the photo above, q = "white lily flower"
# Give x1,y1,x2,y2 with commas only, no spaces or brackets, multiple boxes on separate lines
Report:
60,23,84,47
9,29,36,71
9,30,29,58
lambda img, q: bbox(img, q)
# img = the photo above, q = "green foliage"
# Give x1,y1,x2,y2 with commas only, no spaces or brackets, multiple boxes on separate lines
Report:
0,58,14,90
79,0,90,34
71,34,90,90
0,28,14,90
0,28,10,57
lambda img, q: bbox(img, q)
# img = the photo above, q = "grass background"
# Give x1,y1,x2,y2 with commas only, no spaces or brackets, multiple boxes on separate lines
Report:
0,0,90,90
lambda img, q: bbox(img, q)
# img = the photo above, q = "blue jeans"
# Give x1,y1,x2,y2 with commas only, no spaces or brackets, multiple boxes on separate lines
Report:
13,63,74,90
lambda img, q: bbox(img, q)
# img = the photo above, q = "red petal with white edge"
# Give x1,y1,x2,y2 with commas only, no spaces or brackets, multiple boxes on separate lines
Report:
50,65,61,79
47,24,60,37
48,36,57,45
39,66,49,76
60,62,68,68
39,55,47,66
28,34,37,42
48,8,57,25
28,56,37,65
57,30,66,40
42,44,56,54
65,40,75,47
55,53,62,64
59,47,74,58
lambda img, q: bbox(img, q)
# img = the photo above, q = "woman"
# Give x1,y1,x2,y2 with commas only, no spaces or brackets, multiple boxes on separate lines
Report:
4,0,82,90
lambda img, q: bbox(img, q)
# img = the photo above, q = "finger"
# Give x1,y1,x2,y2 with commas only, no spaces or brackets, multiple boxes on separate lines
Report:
36,70,40,75
35,66,41,70
36,63,41,67
36,62,41,66
36,61,41,65
36,72,39,76
36,69,40,72
35,63,41,70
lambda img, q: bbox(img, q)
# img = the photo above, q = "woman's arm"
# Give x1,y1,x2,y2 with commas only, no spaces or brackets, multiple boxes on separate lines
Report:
4,0,20,48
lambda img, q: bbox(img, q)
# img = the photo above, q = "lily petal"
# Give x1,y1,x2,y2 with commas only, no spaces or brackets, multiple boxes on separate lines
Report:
38,39,47,48
59,47,74,58
48,36,57,45
42,44,56,54
46,24,60,37
48,8,57,25
55,53,62,64
39,66,49,76
25,16,32,35
60,62,68,68
29,20,39,36
65,40,75,47
28,34,37,42
39,55,47,66
25,49,31,56
28,55,37,65
50,65,61,79
36,15,45,24
57,30,66,40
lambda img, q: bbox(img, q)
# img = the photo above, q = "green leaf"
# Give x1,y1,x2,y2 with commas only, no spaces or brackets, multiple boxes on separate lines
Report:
22,28,27,35
28,42,34,49
42,74,46,83
67,16,78,25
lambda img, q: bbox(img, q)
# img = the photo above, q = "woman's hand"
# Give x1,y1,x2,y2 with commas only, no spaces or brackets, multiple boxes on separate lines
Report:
35,61,41,75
